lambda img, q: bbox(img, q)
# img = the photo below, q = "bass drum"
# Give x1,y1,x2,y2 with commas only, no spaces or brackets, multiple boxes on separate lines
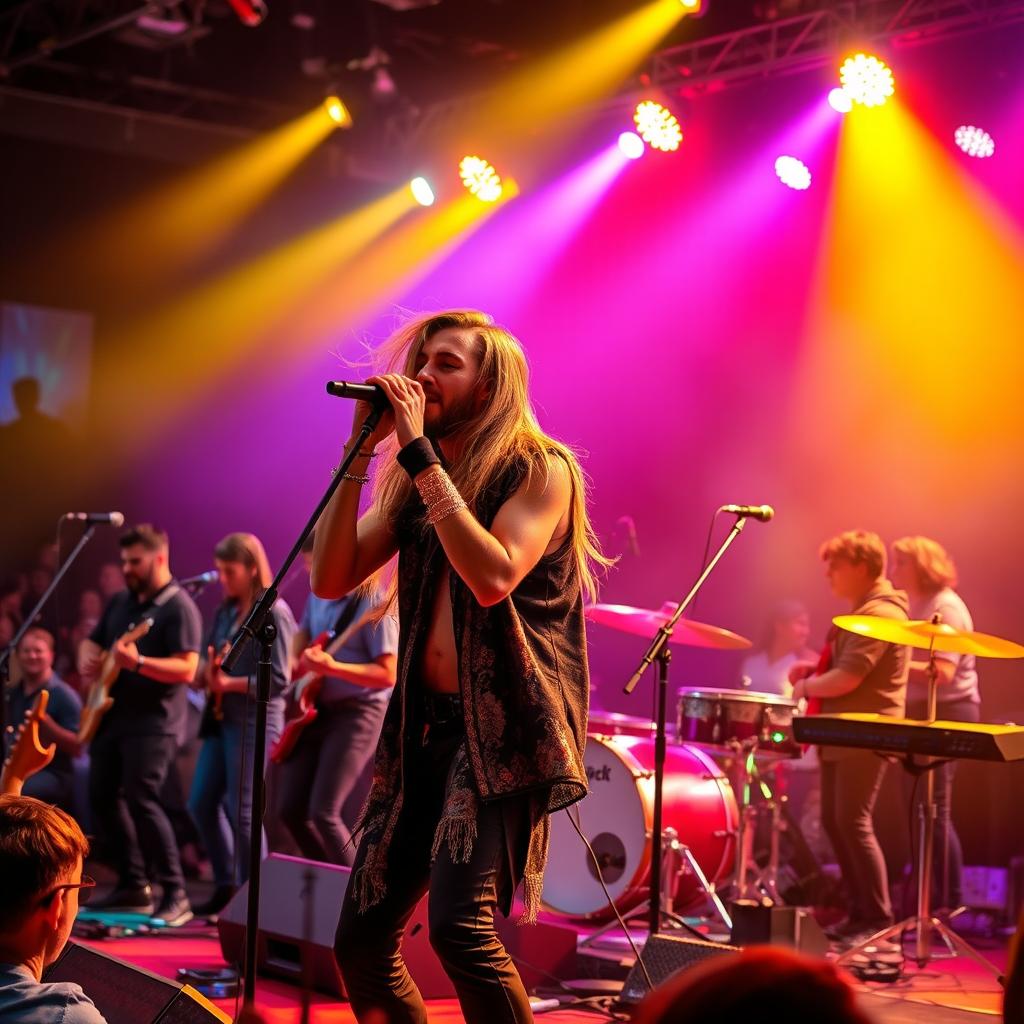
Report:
542,734,738,919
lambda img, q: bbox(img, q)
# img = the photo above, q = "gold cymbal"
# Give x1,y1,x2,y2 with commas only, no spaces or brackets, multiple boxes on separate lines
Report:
586,602,752,650
833,614,1024,659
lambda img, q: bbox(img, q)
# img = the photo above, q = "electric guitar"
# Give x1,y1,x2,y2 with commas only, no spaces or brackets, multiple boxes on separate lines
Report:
2,689,56,796
77,618,154,744
270,630,334,764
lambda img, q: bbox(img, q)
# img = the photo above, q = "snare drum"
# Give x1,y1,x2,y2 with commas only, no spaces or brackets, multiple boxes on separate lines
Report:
542,734,737,919
676,687,801,758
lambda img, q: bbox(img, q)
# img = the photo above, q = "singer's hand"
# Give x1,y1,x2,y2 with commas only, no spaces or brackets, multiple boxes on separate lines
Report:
369,374,425,448
349,395,395,452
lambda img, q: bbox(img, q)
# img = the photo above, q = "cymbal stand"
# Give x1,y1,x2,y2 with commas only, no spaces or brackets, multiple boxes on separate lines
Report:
838,625,1003,981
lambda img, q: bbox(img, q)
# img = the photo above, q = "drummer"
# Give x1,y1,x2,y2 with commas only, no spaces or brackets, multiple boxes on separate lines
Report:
790,530,910,945
890,536,979,913
739,600,817,697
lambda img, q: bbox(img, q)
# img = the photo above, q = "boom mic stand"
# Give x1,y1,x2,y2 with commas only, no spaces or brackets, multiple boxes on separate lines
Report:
221,400,385,1011
623,514,749,939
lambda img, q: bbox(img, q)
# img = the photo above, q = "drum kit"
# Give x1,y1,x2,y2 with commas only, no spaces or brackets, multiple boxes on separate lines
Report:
545,600,801,935
546,597,1024,977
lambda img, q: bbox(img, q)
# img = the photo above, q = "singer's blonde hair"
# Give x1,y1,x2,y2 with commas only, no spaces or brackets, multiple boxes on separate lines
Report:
368,310,611,604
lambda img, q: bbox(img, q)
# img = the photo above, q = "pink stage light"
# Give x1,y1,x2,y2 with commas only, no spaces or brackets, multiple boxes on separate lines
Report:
618,132,645,160
954,125,995,158
774,155,811,190
828,87,853,114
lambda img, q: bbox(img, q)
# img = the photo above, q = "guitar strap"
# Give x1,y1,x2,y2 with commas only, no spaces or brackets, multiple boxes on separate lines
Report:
330,594,362,640
131,581,182,627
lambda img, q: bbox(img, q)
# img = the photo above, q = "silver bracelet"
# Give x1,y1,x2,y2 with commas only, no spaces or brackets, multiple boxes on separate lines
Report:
341,472,370,485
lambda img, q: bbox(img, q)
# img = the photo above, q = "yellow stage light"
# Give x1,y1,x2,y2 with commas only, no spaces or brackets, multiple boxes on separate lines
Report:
839,54,894,107
324,96,353,127
633,101,682,152
459,156,503,202
410,177,436,206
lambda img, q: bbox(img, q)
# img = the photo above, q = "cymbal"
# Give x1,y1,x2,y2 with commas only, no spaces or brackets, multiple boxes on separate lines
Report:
834,614,1024,659
586,602,752,650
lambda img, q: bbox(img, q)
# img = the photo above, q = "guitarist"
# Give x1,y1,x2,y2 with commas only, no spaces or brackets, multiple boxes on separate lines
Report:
274,551,398,867
3,628,81,810
186,532,296,918
77,524,202,926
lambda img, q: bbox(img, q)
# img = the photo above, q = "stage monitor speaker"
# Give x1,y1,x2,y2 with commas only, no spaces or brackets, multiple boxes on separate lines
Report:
218,853,577,998
618,932,742,1006
729,901,829,957
43,941,230,1024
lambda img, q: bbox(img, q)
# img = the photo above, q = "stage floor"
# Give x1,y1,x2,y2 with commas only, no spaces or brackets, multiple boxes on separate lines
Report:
76,919,1009,1022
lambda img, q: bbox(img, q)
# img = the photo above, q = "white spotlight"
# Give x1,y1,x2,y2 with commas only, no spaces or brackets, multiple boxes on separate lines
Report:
775,155,811,190
618,131,645,160
828,87,853,114
954,125,995,158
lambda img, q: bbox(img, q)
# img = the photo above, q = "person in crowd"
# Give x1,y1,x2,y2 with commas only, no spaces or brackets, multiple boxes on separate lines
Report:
0,794,106,1023
631,946,875,1024
187,532,296,918
79,524,202,926
791,529,909,945
3,628,81,810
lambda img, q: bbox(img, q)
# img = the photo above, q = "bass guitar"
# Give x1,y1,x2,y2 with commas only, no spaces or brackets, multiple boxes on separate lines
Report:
2,689,57,796
77,618,154,744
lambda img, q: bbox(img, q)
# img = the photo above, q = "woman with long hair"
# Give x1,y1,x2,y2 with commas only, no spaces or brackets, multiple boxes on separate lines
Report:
187,532,296,917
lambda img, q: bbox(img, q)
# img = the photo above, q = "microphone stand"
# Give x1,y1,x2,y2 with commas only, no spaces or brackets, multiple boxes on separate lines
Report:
221,403,384,1011
623,515,748,939
1,523,98,736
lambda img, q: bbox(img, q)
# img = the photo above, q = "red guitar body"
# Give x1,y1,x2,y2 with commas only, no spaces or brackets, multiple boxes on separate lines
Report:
270,631,329,764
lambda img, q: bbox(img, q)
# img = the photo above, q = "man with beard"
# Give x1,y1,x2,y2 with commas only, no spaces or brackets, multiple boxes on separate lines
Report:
312,310,609,1024
78,525,202,926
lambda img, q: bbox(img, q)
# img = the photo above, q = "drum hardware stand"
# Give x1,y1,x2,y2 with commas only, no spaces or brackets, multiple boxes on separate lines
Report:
578,827,732,951
726,740,786,905
623,513,750,939
837,624,1003,981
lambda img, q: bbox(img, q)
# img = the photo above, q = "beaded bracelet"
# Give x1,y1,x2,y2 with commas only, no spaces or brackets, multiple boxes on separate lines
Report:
342,473,370,485
415,467,467,525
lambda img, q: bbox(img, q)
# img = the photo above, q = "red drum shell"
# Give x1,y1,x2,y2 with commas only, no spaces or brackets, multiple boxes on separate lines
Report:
542,734,737,919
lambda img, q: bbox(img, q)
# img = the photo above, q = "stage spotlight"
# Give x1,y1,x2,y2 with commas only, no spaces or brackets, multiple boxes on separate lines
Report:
828,87,853,114
618,131,645,160
633,101,682,153
954,125,995,158
679,0,705,11
459,156,503,202
323,96,353,127
409,177,436,206
775,155,811,190
839,53,894,107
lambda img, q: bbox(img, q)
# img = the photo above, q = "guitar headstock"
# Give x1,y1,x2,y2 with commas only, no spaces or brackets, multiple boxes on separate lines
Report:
1,690,57,796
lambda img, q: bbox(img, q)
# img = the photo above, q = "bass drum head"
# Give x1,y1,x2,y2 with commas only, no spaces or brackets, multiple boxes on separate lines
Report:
542,734,649,917
542,734,737,919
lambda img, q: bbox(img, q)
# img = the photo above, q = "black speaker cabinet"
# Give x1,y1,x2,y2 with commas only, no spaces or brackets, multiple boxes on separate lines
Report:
43,941,230,1023
619,932,742,1006
217,853,577,998
729,900,829,957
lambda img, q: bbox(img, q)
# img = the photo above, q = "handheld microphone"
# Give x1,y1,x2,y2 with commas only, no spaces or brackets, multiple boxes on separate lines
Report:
63,512,125,527
325,380,390,407
180,570,218,588
719,504,775,522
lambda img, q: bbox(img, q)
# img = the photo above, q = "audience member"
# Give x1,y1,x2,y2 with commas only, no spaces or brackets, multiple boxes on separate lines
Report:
632,946,874,1024
0,794,105,1022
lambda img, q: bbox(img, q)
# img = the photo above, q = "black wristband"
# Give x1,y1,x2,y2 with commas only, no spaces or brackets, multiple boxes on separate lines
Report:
396,436,441,480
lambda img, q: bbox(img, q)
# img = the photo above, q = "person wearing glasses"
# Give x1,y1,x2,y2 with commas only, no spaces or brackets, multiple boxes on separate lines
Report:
0,794,105,1022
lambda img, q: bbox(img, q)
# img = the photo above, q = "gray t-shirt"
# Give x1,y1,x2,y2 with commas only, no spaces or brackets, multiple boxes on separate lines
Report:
0,963,107,1023
908,587,980,707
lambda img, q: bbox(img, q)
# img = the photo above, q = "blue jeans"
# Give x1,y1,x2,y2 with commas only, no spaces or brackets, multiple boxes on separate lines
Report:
188,711,282,887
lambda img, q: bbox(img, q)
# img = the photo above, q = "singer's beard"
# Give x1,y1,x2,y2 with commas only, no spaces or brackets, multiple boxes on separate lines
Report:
423,392,478,442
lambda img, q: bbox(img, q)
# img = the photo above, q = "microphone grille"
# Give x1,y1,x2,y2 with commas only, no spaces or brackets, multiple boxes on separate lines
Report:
110,512,126,528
